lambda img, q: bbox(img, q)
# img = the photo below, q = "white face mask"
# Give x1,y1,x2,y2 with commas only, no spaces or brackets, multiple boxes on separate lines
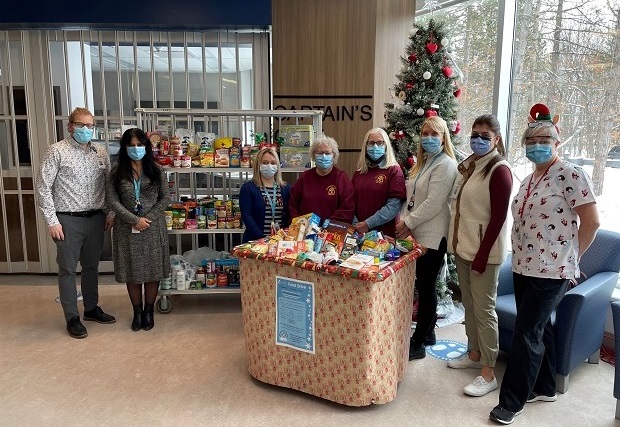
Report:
260,164,278,178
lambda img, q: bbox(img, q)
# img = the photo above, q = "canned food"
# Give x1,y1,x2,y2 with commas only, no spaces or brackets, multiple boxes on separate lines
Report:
206,273,217,288
217,272,228,287
160,277,172,290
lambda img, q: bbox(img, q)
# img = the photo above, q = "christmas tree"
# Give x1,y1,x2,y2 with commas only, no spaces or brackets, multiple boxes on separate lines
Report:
384,18,462,172
385,18,461,309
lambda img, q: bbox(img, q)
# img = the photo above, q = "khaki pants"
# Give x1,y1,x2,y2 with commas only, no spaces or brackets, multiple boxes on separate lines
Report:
455,254,500,367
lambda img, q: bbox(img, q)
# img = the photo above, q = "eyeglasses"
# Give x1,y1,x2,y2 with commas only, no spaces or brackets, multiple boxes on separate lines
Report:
525,136,555,146
72,121,95,130
528,121,554,129
366,140,386,147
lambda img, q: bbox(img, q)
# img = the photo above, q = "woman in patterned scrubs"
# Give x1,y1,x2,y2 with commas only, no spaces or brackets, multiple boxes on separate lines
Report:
489,104,600,425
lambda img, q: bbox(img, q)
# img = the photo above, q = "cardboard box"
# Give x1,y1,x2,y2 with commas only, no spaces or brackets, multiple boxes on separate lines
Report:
280,146,312,169
279,124,314,147
291,213,321,237
215,148,230,167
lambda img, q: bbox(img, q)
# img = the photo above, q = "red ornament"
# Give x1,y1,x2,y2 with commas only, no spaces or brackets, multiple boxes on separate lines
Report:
406,82,414,89
424,110,438,118
406,156,415,168
425,43,438,54
454,122,462,134
408,53,417,63
453,88,462,98
442,66,453,78
395,130,406,140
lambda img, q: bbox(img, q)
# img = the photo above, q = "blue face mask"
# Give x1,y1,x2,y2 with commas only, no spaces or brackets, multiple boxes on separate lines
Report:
315,153,334,170
366,145,386,162
127,146,146,161
470,137,492,156
525,144,553,165
73,127,93,144
421,136,442,155
259,164,278,179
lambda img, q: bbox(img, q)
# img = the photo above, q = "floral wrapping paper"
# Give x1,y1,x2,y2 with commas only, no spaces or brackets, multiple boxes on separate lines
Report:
238,252,418,406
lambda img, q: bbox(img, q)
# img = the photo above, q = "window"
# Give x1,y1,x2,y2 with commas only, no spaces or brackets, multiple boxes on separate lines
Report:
508,0,620,234
415,0,500,156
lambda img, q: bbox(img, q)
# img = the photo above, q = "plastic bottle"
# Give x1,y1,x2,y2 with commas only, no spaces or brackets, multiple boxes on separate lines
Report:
175,268,186,290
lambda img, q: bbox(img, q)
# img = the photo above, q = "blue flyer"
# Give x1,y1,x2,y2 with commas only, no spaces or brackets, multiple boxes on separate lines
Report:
275,276,315,354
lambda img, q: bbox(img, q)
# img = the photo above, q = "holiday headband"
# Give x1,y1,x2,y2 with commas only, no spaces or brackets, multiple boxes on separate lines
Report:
527,103,559,132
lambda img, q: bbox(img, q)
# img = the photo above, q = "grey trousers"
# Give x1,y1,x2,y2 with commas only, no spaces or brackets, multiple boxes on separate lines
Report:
55,212,105,321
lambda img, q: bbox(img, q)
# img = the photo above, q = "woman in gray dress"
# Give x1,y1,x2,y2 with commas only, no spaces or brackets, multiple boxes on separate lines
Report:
106,128,170,331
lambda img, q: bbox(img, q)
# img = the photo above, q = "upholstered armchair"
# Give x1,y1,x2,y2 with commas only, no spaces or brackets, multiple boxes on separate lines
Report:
496,229,620,393
612,301,620,419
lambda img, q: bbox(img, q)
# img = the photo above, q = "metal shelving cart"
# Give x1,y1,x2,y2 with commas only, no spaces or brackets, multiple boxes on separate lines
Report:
135,108,323,313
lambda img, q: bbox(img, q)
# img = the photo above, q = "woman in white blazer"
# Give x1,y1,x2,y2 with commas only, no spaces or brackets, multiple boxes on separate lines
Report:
396,116,458,361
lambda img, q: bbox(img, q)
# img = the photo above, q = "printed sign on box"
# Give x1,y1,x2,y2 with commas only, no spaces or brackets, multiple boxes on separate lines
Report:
275,276,315,354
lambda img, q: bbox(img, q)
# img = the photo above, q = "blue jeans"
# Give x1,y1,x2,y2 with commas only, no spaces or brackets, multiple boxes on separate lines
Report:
498,273,569,412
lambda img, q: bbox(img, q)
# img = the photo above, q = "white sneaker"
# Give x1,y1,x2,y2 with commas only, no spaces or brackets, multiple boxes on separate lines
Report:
447,354,482,369
464,376,498,397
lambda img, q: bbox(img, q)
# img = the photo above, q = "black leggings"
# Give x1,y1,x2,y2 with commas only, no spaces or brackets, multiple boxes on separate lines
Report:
411,237,447,344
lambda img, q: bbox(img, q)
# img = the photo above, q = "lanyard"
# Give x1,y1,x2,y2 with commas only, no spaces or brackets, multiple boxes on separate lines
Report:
262,185,278,218
519,158,557,219
133,176,143,215
407,152,443,210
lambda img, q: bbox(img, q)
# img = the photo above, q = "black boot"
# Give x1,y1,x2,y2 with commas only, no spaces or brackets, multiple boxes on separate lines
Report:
131,304,143,331
142,303,154,331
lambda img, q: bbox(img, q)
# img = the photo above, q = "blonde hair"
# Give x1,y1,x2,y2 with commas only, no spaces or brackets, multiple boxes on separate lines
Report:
356,128,399,173
252,147,285,187
521,122,561,146
310,135,340,164
410,116,456,177
68,107,93,123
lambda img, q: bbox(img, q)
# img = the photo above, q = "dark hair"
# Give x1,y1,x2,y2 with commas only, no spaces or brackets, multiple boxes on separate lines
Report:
112,128,161,192
472,114,506,178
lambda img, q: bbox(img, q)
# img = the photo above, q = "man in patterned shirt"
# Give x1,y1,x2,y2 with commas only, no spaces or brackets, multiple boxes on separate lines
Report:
36,107,116,339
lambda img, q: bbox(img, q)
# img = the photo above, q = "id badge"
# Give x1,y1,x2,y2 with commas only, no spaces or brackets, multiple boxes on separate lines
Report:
98,159,106,169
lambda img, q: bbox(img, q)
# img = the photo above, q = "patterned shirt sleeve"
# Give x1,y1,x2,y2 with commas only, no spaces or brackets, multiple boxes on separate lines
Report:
35,145,61,227
563,165,596,209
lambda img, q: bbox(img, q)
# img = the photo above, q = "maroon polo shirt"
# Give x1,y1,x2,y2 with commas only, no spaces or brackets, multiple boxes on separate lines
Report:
289,167,355,224
352,165,406,237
